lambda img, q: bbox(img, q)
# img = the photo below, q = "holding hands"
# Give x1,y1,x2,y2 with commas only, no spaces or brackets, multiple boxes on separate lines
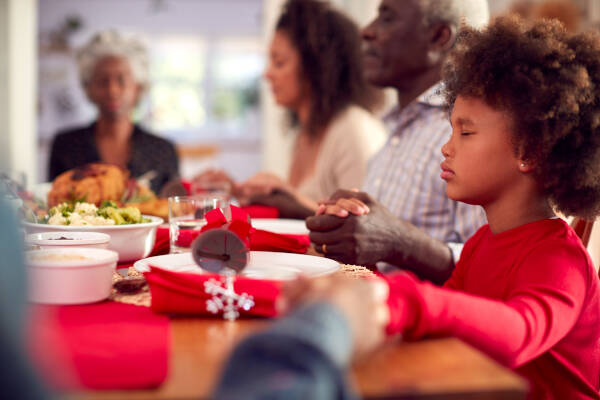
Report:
237,172,291,201
278,274,390,358
307,190,400,266
316,190,370,218
192,168,238,196
192,169,290,203
239,173,316,219
308,190,455,284
192,169,316,219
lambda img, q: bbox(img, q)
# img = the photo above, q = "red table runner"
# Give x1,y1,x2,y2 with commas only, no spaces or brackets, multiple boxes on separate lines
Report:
29,302,169,390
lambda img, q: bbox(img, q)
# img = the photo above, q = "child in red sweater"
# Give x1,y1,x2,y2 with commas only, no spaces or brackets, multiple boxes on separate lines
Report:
317,17,600,399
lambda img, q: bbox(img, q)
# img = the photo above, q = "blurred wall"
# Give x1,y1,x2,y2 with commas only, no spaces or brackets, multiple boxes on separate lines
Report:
0,0,37,186
261,0,290,177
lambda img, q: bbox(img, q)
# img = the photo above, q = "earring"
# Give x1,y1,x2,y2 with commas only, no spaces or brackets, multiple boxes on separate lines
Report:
520,162,526,167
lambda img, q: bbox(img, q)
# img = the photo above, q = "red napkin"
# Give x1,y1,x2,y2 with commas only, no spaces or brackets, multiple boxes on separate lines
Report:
180,179,192,195
249,230,309,253
241,205,280,219
28,302,169,390
155,206,308,253
151,225,171,256
199,206,309,254
145,266,281,317
117,227,170,271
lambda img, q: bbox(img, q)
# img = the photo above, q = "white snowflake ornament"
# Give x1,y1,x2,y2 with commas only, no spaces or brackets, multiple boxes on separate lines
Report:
204,272,255,321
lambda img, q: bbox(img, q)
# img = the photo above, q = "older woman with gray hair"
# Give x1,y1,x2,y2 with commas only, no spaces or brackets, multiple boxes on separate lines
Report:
48,30,179,194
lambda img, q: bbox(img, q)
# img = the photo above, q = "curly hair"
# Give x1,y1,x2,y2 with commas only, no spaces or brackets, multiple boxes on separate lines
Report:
443,16,600,219
77,30,149,95
276,0,379,136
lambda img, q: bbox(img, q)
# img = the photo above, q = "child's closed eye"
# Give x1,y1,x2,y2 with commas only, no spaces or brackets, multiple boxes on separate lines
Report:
461,131,474,136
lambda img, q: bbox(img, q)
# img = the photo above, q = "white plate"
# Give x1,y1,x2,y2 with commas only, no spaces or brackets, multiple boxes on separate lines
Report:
251,218,309,235
134,251,339,280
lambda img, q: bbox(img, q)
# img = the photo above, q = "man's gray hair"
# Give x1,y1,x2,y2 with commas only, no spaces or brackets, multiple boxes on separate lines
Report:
77,30,149,92
421,0,490,29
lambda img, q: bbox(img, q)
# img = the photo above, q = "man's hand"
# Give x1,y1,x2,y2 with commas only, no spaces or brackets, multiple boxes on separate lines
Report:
307,190,455,284
278,275,389,359
248,190,315,220
307,191,400,266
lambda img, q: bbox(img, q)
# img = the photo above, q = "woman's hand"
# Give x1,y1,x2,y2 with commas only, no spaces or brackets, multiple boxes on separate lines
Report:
238,172,290,201
191,169,238,196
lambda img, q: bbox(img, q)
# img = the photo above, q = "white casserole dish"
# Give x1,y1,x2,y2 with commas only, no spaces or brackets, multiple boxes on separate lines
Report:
26,248,118,304
22,216,162,262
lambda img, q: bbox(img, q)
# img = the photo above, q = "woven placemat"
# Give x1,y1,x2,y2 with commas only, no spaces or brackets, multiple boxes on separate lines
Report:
111,261,375,308
110,267,151,307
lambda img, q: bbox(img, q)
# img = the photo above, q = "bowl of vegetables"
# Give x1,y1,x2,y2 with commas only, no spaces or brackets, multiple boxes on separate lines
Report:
22,201,163,262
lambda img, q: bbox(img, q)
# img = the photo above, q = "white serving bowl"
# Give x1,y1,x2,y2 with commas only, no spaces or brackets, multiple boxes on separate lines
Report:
25,231,111,250
26,248,118,304
22,216,163,262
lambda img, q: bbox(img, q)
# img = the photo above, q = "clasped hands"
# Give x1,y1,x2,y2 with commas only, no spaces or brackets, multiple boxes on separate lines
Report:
310,190,457,285
193,169,316,219
307,189,399,266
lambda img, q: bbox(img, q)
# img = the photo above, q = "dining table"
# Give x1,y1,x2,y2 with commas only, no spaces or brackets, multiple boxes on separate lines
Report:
34,216,528,400
65,314,528,400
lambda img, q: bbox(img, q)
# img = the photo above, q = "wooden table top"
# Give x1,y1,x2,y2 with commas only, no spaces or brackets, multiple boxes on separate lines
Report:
69,317,528,400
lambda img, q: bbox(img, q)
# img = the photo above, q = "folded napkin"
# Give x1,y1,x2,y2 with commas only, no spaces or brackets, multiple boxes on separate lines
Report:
151,225,171,256
29,302,169,390
116,227,170,271
145,266,281,317
180,179,192,195
249,230,310,253
241,205,280,219
174,206,308,253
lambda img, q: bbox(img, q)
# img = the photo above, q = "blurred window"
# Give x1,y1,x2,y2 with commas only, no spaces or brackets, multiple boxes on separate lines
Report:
145,35,263,143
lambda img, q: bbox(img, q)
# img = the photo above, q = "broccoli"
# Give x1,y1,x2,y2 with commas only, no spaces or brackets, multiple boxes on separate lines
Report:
100,200,117,209
117,207,142,224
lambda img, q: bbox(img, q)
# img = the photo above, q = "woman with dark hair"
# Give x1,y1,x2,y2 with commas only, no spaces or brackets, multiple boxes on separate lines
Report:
195,0,386,218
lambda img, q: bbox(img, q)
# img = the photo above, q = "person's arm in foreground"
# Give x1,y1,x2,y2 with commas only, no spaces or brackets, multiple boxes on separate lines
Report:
214,276,388,400
0,199,50,399
214,302,355,400
307,190,454,284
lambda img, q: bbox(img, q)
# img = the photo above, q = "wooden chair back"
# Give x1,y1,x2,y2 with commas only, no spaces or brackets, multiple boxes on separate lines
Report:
571,217,595,248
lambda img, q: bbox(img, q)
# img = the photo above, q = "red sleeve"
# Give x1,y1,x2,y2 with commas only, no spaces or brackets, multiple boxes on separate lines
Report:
385,241,590,368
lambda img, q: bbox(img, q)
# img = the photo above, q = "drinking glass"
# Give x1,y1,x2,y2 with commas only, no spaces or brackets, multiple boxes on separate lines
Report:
190,180,234,218
168,195,228,253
